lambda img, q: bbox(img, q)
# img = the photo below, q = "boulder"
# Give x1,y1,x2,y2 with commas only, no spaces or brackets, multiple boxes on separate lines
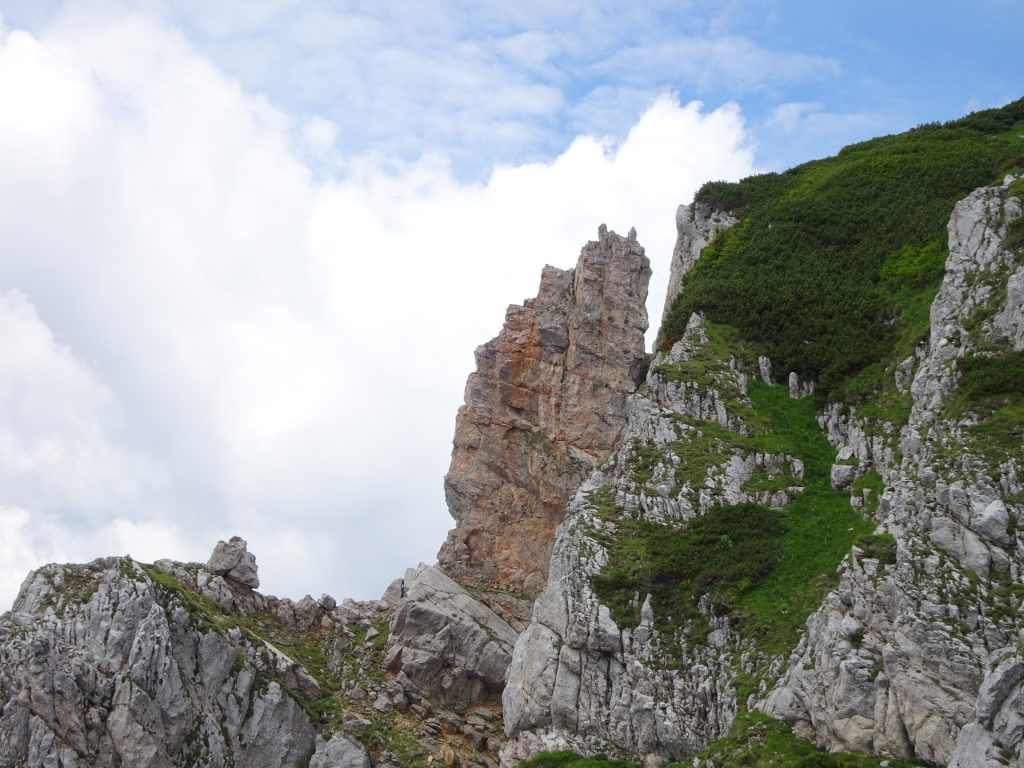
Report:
205,535,260,588
386,564,519,712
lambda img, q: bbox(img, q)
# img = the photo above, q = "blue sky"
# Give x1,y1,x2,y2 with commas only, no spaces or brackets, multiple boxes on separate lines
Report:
0,0,1021,608
4,0,1020,176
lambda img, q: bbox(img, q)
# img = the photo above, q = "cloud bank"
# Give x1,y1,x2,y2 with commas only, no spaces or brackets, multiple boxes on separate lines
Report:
0,11,757,608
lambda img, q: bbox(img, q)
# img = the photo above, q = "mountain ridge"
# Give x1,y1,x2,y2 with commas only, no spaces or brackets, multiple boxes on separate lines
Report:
1,100,1023,768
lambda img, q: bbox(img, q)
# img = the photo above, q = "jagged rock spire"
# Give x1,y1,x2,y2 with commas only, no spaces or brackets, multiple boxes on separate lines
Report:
438,225,651,602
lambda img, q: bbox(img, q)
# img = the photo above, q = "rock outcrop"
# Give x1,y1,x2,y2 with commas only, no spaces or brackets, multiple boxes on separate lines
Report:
761,175,1024,766
386,564,518,712
661,201,738,327
501,313,786,765
438,225,652,602
0,540,502,768
0,555,318,768
206,535,260,588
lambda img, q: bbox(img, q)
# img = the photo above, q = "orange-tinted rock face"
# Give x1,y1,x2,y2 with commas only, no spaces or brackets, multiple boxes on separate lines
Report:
438,226,651,600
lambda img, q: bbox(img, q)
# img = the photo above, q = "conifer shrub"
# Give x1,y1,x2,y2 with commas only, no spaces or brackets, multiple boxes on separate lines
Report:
662,98,1024,398
958,352,1024,401
591,503,786,632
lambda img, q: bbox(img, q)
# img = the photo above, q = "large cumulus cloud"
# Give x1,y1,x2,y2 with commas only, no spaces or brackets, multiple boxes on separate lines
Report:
0,11,757,608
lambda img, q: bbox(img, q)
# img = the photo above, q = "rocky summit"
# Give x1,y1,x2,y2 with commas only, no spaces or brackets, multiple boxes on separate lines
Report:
1,99,1024,768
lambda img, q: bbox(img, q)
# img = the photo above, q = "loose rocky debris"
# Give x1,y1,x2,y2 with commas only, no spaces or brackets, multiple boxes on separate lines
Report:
0,540,507,768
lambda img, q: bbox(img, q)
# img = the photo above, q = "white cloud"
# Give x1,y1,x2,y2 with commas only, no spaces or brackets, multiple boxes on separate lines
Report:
0,0,836,178
0,291,161,514
302,115,338,159
0,507,69,606
765,101,883,137
758,101,886,166
0,505,191,609
593,36,841,94
764,101,825,133
0,12,757,610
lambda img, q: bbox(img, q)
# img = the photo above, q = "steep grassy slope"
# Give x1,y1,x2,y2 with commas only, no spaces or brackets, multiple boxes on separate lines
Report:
517,101,1024,767
662,98,1024,400
590,353,873,658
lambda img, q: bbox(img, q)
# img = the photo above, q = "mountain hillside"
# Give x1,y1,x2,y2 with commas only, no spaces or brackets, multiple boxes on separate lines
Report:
1,100,1023,768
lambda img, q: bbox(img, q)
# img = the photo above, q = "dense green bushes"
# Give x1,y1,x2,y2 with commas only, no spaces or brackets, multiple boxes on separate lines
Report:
591,375,873,654
591,503,786,631
663,98,1024,397
879,241,947,291
958,352,1024,400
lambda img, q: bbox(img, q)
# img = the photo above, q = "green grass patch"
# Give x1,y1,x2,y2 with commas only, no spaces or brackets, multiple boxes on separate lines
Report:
519,752,639,768
354,714,434,766
850,470,884,514
958,352,1024,400
629,441,667,486
743,466,797,495
662,98,1024,397
667,419,735,491
944,352,1024,464
519,713,932,768
592,380,874,658
853,533,898,565
1004,216,1024,251
963,399,1024,465
735,383,875,657
696,710,928,768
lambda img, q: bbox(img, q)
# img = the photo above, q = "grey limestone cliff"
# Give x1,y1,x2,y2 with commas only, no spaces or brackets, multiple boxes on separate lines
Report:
0,554,318,768
661,201,738,328
501,312,799,765
761,175,1024,767
0,540,506,768
386,563,518,714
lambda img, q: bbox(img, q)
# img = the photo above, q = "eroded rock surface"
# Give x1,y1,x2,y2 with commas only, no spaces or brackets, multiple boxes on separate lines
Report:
661,201,738,327
385,564,518,713
0,540,500,768
438,225,652,601
206,535,260,588
761,175,1024,766
0,556,317,768
502,314,784,765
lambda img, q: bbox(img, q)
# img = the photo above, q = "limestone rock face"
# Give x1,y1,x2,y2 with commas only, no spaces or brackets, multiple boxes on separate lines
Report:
310,733,371,768
502,314,777,765
661,201,738,326
504,177,1024,767
206,535,260,588
0,557,316,768
385,564,519,713
761,175,1024,766
439,225,652,599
